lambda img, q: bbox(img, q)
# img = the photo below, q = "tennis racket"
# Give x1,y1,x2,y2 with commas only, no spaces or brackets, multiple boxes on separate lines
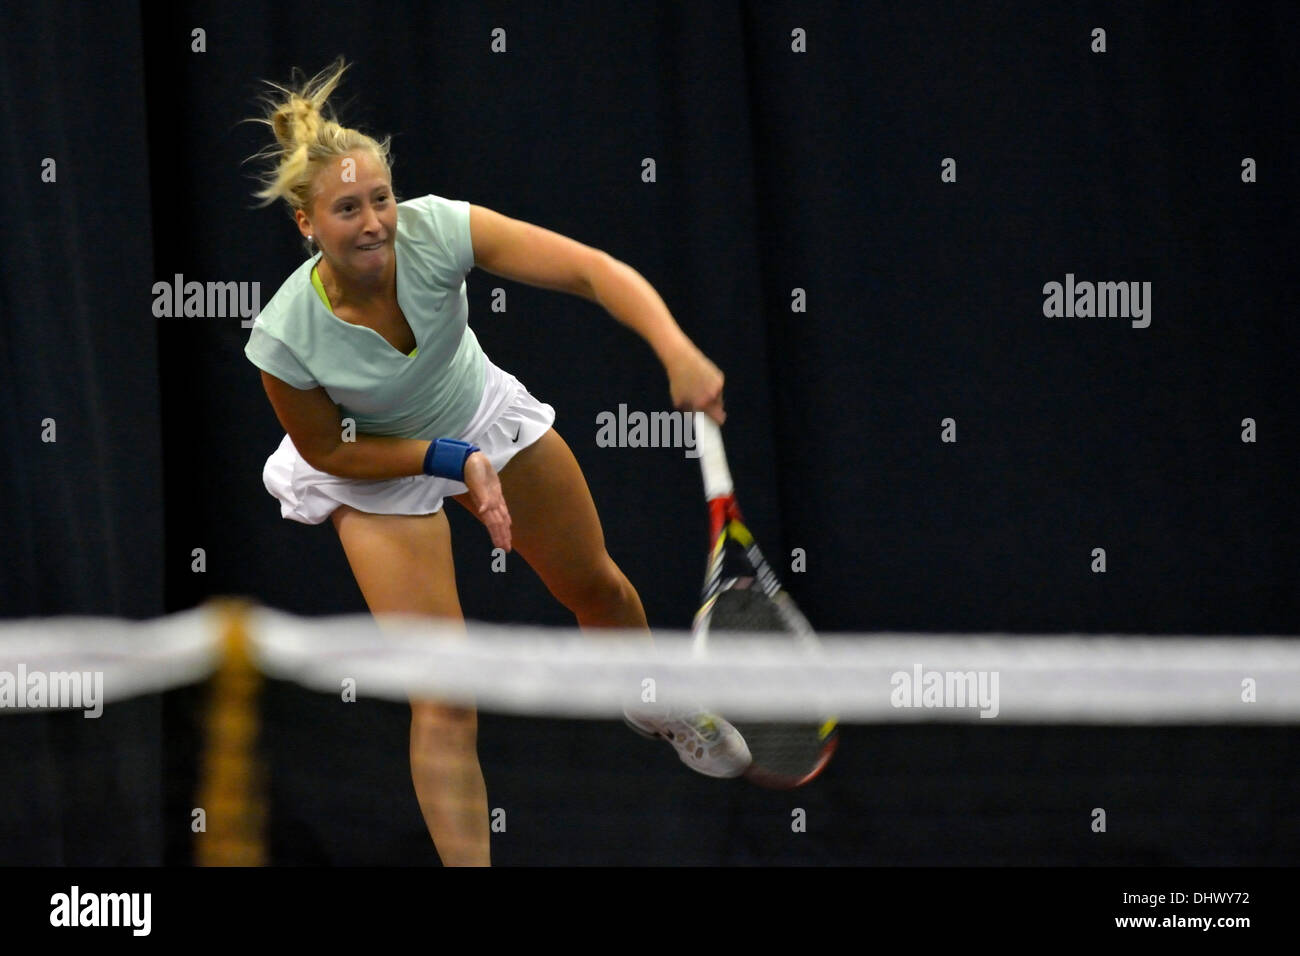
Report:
690,412,838,789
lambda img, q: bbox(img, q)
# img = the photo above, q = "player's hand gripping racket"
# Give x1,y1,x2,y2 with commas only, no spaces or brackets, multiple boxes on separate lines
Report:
691,412,838,788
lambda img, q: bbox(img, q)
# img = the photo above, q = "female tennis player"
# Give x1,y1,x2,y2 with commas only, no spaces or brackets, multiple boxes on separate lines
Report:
243,59,749,865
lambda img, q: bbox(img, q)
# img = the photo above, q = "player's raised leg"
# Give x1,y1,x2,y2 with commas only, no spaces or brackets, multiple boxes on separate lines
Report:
329,504,490,866
459,428,647,630
453,428,750,778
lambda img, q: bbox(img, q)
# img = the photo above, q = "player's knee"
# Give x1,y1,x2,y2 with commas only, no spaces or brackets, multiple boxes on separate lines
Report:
562,561,637,619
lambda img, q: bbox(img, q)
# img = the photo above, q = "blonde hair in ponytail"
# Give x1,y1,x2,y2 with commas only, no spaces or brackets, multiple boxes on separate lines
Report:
243,57,394,226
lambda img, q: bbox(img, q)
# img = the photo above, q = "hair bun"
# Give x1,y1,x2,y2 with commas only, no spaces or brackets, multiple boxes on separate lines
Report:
244,57,393,213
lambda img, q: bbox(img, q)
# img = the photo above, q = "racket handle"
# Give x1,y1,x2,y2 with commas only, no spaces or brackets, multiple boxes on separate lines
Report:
693,411,733,499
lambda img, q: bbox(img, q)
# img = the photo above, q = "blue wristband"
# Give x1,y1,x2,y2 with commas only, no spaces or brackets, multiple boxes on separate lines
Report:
423,438,480,481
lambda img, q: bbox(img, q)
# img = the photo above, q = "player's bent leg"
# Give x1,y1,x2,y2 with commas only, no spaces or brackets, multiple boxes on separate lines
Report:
329,504,490,865
452,434,750,778
455,428,648,631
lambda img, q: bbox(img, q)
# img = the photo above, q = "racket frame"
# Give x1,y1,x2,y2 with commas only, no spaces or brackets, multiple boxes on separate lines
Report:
690,413,838,787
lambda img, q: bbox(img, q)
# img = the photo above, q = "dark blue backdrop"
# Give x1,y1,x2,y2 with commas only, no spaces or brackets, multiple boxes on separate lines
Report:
1,0,1296,865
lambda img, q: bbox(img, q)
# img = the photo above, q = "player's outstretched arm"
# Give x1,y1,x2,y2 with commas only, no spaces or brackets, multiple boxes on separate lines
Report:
468,204,725,422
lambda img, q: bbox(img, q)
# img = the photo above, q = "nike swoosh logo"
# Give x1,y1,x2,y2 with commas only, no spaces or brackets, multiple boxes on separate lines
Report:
511,425,521,443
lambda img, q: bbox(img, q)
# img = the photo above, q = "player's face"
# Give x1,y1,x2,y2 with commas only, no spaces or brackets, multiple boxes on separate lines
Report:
303,150,397,277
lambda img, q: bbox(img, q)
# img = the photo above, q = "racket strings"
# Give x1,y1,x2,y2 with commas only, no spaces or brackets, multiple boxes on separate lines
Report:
707,587,792,633
697,578,835,788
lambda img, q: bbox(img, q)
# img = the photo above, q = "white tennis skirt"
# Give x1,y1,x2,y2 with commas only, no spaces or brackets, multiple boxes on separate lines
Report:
261,357,556,525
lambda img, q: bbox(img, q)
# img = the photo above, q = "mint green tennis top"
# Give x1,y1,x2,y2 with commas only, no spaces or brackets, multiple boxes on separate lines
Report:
244,194,486,441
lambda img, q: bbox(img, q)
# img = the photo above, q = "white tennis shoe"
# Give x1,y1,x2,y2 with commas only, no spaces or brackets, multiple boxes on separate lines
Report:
624,705,752,778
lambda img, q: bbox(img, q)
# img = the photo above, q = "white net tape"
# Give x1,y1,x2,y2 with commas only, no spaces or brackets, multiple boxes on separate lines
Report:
248,608,1300,723
3,603,1299,722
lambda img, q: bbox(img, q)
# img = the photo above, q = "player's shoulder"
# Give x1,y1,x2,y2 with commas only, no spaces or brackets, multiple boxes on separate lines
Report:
397,193,469,235
398,191,462,213
397,193,474,280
